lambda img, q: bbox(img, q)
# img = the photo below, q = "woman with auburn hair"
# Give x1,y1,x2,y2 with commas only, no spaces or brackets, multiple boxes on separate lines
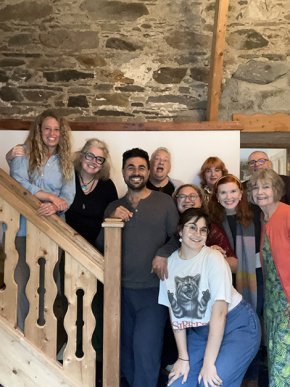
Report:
208,174,263,387
6,109,75,331
248,169,290,386
199,156,228,205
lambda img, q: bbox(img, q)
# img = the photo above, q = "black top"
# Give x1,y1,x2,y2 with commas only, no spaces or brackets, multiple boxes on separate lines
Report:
146,179,175,196
65,173,118,245
279,174,290,205
226,214,237,250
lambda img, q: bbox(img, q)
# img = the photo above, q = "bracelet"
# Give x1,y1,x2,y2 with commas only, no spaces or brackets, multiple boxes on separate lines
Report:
178,357,189,361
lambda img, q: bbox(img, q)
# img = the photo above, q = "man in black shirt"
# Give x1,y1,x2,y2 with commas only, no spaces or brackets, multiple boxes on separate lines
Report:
147,147,182,196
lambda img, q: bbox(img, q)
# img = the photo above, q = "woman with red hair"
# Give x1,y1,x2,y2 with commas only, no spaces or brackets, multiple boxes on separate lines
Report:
199,157,228,205
208,174,262,387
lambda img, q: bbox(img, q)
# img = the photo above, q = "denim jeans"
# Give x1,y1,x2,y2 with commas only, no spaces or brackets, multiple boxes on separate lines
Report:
121,287,167,387
171,300,261,387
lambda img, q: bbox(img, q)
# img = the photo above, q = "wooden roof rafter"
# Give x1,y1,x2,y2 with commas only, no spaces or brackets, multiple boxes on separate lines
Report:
206,0,230,121
0,119,243,131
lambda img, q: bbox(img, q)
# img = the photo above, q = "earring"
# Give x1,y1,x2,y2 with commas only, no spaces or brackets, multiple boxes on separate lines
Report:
179,237,182,243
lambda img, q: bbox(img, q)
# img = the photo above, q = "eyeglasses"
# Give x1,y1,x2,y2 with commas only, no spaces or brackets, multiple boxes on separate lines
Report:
176,194,199,201
184,223,208,236
82,152,106,165
248,158,269,167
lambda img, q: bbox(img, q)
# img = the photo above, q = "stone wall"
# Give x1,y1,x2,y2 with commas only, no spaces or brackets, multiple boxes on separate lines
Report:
0,0,289,121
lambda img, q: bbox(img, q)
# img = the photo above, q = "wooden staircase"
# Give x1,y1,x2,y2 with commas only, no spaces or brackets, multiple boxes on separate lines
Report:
0,168,123,387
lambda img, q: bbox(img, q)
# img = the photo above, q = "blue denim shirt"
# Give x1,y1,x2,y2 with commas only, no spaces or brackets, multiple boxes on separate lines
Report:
9,154,75,236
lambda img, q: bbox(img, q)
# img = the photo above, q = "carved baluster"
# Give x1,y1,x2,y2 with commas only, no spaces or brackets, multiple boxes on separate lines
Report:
63,253,96,387
25,222,58,358
0,198,19,325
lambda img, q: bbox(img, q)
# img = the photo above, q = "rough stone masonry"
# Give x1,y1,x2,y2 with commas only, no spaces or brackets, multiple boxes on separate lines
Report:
0,0,289,121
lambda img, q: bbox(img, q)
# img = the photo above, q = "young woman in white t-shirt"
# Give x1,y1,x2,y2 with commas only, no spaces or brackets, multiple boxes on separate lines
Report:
158,208,261,387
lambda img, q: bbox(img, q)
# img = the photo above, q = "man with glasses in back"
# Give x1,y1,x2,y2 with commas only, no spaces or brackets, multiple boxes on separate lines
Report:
245,150,290,204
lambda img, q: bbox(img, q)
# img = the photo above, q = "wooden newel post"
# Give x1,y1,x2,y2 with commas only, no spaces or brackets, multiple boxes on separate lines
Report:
102,218,124,387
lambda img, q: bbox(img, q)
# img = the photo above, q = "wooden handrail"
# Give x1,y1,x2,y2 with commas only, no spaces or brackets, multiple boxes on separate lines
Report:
0,168,123,386
0,168,104,281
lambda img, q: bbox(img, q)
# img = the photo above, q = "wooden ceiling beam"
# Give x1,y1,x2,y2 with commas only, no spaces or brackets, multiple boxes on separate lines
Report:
0,119,243,131
233,113,290,132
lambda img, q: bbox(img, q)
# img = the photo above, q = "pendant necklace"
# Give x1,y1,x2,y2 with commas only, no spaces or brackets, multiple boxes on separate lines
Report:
79,174,95,192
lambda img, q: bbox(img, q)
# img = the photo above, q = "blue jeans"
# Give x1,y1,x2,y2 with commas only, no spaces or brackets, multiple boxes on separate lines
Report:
171,300,261,387
121,287,167,387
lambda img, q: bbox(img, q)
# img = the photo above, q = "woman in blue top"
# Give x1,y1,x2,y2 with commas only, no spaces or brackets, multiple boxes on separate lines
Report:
8,110,75,221
7,109,75,331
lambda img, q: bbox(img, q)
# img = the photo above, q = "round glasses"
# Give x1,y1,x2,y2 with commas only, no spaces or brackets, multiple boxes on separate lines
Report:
248,158,269,167
176,194,199,201
184,223,208,237
82,151,106,165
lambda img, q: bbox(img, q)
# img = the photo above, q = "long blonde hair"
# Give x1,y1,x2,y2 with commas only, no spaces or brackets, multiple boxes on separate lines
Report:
25,110,73,180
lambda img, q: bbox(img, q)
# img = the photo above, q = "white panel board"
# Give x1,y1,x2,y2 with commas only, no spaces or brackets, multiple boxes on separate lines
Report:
0,130,240,197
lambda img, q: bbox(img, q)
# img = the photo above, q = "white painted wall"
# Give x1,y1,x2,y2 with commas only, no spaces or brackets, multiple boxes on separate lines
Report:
0,130,240,197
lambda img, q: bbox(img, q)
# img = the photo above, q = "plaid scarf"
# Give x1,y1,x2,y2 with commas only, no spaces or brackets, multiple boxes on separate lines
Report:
222,217,257,310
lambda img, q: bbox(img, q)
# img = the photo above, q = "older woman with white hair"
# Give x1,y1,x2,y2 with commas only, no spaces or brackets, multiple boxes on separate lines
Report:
248,168,290,386
65,138,117,244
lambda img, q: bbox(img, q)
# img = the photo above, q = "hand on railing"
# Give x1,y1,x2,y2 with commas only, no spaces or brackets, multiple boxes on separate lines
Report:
48,195,69,212
110,205,133,222
35,192,68,215
37,202,58,216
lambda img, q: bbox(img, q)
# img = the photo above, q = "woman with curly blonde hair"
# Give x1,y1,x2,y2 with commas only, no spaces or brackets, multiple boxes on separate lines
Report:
6,109,75,331
25,109,74,182
7,109,75,215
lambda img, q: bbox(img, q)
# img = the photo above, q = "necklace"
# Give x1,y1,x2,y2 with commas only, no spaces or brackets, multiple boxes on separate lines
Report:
79,174,95,191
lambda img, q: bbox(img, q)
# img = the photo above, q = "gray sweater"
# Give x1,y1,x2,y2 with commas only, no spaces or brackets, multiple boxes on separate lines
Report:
104,190,179,289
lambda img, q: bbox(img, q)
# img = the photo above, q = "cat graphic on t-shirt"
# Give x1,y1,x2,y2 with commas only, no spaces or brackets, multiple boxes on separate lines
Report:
168,274,210,319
